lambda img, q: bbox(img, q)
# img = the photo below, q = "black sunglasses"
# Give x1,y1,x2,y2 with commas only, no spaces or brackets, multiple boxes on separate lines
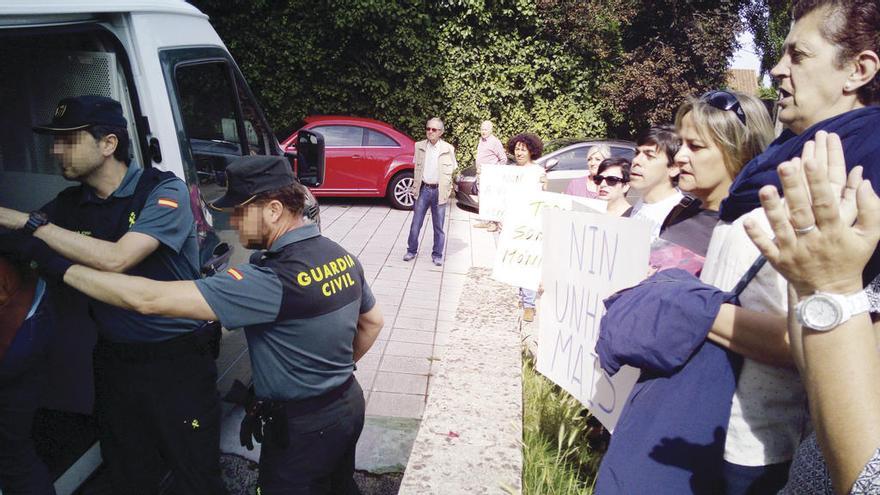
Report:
426,127,441,132
592,175,627,186
701,90,747,126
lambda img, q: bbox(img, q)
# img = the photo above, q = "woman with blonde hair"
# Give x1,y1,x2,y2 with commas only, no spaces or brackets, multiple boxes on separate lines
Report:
564,144,611,198
595,90,775,494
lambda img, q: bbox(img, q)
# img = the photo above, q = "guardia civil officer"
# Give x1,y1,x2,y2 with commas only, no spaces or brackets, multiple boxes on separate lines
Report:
21,156,385,494
0,95,226,494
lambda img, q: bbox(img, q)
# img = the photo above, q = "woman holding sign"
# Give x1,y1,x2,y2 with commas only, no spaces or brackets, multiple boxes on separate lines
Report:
506,133,545,322
594,91,773,495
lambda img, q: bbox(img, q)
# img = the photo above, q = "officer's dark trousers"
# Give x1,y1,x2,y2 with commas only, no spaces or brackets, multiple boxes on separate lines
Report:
93,339,226,495
258,378,366,495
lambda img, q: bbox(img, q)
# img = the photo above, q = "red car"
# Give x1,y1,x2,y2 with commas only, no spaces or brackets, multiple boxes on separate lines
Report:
281,116,416,209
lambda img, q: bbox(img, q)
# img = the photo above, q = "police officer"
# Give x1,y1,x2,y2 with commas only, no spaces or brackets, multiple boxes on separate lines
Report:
0,95,225,494
24,155,385,494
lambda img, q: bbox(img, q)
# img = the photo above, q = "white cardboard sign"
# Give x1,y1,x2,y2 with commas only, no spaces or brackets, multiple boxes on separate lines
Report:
478,164,541,222
536,209,651,431
492,191,589,290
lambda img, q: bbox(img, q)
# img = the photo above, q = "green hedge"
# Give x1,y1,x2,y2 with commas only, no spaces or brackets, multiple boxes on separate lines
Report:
192,0,743,168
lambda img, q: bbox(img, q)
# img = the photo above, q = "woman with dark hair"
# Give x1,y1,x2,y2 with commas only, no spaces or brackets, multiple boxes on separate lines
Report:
505,133,545,322
593,157,632,216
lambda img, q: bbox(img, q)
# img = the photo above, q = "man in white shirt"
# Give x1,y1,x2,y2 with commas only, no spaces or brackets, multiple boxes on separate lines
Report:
627,125,683,241
404,118,457,266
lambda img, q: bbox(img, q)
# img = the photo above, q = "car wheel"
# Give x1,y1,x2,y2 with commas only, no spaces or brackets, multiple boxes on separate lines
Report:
387,171,415,210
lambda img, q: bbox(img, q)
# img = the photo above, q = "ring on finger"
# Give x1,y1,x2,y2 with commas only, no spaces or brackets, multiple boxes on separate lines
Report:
794,224,817,235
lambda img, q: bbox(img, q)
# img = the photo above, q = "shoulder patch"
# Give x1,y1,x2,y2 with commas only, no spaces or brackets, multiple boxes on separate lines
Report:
226,268,244,280
157,198,179,208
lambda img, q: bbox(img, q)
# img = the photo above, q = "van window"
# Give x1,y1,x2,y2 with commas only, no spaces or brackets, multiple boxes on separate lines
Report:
166,53,278,205
174,62,242,189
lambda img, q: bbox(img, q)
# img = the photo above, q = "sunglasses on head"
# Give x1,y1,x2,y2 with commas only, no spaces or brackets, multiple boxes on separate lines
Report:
701,90,747,126
592,175,627,186
426,127,441,132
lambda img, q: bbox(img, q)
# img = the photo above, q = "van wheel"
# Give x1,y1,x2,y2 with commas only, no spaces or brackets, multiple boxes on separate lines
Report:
387,171,415,210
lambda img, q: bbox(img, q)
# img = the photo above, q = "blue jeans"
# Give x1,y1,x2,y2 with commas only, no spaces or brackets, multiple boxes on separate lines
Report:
407,184,446,259
519,288,537,309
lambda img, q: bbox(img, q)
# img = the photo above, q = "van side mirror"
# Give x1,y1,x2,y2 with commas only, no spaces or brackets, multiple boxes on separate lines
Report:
544,158,559,172
286,130,324,188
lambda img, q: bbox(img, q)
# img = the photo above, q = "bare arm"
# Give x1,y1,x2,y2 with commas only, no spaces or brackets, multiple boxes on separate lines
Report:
63,264,216,321
801,312,880,494
744,132,880,493
36,224,158,273
707,304,793,367
0,206,159,272
353,305,384,362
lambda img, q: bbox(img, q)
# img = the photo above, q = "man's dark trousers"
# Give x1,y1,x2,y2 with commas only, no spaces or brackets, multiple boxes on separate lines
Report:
93,336,225,495
257,378,366,494
0,297,55,495
406,184,446,259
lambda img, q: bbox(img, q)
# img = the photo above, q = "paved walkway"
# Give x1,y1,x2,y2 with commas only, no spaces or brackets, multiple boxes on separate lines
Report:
217,198,502,475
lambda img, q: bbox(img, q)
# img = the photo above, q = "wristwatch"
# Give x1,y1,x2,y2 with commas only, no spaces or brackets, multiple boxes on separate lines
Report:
795,290,870,331
21,211,49,236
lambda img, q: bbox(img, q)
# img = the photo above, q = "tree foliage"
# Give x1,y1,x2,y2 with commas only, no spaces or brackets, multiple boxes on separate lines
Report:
744,0,791,79
192,0,748,165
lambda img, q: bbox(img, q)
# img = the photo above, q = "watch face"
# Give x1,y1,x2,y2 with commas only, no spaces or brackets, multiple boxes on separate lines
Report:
803,295,842,331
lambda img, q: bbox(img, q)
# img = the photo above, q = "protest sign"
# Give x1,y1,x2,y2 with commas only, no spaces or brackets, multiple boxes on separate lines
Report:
491,191,591,290
478,164,542,222
537,210,651,431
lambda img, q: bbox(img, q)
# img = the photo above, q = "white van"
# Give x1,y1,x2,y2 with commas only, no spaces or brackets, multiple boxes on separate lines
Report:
0,2,322,492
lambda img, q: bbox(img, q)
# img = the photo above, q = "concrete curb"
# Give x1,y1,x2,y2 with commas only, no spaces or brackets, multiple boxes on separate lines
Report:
399,267,522,494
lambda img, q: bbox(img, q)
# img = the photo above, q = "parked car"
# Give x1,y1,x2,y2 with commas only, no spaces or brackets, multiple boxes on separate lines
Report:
453,138,636,210
281,116,416,209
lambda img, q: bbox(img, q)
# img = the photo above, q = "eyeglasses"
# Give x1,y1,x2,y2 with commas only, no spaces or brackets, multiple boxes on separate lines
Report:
701,90,746,126
426,127,441,132
592,175,627,186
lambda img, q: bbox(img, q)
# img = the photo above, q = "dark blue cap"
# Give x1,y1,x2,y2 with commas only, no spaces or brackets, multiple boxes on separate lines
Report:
33,95,127,134
210,156,295,210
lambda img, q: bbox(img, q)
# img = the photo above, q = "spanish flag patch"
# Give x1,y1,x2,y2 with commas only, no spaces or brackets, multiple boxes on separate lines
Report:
157,198,179,208
227,268,244,280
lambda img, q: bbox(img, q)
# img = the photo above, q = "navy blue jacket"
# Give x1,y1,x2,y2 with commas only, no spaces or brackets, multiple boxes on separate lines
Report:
595,269,741,494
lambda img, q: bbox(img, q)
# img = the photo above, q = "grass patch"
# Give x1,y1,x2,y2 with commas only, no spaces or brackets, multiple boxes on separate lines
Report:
522,351,603,494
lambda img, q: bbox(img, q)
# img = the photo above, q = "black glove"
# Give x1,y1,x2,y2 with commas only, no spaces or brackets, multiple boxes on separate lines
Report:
28,238,73,281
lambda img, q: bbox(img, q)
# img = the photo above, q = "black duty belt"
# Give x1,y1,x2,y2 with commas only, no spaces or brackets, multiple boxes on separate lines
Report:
276,375,355,418
421,182,439,189
94,321,222,363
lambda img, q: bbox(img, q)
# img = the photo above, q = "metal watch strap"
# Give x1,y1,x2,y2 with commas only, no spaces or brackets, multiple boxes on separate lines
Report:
22,211,49,236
